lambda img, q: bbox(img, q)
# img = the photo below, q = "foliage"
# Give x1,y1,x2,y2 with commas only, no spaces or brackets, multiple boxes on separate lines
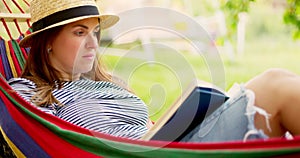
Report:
284,0,300,39
220,0,255,41
103,37,300,121
221,0,300,40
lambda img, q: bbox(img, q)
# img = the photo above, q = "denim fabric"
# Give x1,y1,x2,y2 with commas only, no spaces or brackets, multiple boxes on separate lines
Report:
180,85,269,142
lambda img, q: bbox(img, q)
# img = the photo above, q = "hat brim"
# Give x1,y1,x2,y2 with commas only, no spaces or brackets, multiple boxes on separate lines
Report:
19,14,119,47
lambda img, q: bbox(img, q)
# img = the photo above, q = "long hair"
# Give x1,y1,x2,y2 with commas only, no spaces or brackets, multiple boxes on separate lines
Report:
21,25,115,107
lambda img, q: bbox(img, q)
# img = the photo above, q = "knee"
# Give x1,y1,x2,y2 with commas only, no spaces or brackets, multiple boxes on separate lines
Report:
246,68,294,92
260,68,296,83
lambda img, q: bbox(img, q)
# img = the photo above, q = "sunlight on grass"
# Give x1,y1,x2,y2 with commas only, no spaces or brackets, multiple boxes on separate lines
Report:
99,1,300,121
102,37,300,121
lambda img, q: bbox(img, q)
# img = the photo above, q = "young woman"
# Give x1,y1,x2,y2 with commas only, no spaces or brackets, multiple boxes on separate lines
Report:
9,0,152,139
9,0,300,141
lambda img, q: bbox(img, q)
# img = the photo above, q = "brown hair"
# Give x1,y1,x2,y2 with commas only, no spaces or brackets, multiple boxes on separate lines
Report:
21,25,115,107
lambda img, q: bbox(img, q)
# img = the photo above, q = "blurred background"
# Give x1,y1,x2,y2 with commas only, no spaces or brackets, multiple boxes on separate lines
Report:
96,0,300,120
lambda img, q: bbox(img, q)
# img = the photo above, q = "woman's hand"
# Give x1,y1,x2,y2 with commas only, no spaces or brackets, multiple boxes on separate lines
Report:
147,118,154,129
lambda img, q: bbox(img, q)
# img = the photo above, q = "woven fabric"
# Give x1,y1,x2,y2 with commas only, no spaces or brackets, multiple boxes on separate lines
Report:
1,76,300,157
4,40,17,77
0,38,13,80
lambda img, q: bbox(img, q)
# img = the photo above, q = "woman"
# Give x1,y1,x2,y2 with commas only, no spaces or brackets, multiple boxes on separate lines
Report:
9,0,152,139
10,0,300,141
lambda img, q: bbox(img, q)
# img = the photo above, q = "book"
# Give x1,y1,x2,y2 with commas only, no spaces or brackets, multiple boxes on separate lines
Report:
141,80,230,141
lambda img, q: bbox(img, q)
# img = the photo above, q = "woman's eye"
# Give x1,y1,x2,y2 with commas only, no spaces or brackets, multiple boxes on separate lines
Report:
74,31,85,36
93,30,99,36
95,27,100,32
93,28,100,36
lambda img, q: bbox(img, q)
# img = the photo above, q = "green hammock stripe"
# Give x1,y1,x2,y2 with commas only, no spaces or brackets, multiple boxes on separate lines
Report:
1,86,299,157
11,40,25,69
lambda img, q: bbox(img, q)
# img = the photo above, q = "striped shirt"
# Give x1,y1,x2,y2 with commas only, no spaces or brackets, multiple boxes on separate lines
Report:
8,78,149,139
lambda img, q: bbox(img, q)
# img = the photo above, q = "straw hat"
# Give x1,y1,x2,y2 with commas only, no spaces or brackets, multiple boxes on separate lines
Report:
19,0,119,47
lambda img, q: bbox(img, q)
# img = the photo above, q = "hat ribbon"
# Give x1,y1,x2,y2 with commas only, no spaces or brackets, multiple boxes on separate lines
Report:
32,5,99,32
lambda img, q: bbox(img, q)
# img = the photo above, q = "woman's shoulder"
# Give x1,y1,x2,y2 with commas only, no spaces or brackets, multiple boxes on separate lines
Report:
8,78,36,89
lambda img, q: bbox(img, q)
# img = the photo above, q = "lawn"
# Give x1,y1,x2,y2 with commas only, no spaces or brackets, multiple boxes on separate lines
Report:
99,1,300,121
101,36,300,121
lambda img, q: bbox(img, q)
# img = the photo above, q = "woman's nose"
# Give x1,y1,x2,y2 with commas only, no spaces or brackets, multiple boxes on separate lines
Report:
86,33,98,49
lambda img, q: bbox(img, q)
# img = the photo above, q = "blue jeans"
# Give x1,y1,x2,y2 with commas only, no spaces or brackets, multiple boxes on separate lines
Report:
180,85,270,142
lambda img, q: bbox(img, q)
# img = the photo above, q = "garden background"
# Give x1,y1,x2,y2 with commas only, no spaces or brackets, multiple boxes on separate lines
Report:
98,0,300,121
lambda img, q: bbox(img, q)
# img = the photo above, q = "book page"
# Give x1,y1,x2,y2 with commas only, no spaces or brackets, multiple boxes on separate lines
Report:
141,79,229,141
141,81,196,140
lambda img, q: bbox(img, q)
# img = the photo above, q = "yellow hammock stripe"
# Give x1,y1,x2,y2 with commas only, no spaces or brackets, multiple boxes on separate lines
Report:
0,126,25,158
5,40,18,78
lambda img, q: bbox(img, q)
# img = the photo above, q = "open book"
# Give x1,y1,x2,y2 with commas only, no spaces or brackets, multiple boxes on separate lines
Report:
141,80,231,141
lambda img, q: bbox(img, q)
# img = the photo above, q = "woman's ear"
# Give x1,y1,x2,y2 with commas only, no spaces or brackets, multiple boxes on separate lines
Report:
47,45,53,53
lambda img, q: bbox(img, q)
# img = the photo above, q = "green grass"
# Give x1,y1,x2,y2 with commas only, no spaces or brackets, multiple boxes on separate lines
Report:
101,36,300,121
224,37,300,88
99,1,300,121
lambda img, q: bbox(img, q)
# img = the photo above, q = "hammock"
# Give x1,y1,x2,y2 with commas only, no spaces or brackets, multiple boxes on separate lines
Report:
1,0,300,157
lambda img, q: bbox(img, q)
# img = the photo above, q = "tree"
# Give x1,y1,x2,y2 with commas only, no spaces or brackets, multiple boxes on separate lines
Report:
221,0,300,40
284,0,300,39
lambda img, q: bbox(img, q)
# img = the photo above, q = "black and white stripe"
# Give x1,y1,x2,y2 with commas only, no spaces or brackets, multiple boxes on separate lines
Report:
9,78,149,139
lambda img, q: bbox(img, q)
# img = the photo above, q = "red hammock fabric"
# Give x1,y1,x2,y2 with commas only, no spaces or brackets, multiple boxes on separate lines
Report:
1,71,300,157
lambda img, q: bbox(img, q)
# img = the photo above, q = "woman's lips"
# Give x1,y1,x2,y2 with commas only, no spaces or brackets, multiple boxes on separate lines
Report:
82,54,95,60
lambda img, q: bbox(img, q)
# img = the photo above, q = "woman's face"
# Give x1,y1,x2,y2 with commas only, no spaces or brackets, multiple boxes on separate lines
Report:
49,18,100,80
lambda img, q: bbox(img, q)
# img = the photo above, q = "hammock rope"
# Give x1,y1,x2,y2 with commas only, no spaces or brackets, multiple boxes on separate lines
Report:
1,19,13,40
14,19,23,35
0,0,30,80
12,0,26,13
22,0,30,7
2,0,13,13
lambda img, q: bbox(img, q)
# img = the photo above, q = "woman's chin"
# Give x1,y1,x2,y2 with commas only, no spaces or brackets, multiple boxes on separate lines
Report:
73,65,94,74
